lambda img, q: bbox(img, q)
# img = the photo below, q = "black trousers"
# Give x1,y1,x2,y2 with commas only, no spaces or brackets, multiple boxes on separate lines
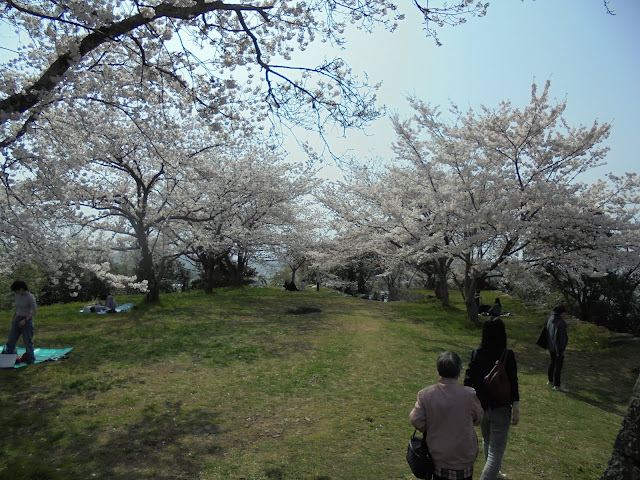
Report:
548,351,565,387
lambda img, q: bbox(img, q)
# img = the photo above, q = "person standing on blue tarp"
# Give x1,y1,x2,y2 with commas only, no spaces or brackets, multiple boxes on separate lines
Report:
3,280,37,364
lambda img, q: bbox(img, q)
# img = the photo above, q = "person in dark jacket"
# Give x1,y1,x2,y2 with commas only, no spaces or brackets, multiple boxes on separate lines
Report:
546,305,569,393
465,318,520,480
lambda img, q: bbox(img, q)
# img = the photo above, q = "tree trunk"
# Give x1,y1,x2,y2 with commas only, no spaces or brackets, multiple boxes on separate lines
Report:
435,264,450,308
200,253,217,294
462,274,479,324
601,373,640,479
223,252,246,287
140,247,159,303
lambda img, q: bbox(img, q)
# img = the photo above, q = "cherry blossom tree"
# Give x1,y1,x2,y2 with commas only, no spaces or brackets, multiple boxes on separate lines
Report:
9,80,240,300
266,209,332,289
174,144,318,292
0,0,493,295
531,173,640,330
320,167,409,299
325,81,636,323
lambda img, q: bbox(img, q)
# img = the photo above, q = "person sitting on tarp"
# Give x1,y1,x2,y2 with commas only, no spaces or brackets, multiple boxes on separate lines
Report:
2,280,37,364
84,296,103,313
84,294,118,313
104,294,118,312
487,298,503,317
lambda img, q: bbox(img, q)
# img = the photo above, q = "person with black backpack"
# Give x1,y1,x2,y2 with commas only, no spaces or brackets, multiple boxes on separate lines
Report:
465,318,520,480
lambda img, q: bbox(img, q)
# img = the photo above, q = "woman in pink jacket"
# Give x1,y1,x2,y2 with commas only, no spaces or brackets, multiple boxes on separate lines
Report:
410,350,484,480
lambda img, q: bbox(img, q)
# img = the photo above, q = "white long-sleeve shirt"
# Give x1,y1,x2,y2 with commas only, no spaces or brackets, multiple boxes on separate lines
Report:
15,291,37,318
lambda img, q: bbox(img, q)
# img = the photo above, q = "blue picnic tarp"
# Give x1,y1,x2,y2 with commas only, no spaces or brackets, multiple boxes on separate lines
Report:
1,345,72,368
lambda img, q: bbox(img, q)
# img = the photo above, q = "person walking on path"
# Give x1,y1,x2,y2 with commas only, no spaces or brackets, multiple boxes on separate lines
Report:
2,280,37,364
410,350,484,480
547,305,569,393
465,318,520,480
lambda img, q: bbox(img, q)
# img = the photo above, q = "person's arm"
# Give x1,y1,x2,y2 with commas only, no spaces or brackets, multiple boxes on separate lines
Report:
511,401,520,425
409,395,427,432
471,393,483,426
558,320,569,354
463,350,477,388
27,294,37,319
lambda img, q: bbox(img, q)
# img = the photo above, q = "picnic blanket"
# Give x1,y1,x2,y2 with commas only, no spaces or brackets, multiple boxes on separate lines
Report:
1,345,72,368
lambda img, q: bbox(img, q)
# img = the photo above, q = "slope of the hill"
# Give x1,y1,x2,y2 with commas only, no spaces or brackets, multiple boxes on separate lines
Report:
0,287,637,479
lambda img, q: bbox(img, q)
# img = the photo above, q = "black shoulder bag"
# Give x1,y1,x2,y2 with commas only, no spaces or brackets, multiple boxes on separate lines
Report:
406,429,434,479
536,324,549,349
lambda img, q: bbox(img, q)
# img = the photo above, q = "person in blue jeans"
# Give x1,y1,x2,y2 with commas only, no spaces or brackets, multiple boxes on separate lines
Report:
3,280,37,364
465,318,520,480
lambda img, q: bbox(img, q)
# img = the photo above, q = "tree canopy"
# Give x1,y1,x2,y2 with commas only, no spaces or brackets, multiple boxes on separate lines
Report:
323,81,639,322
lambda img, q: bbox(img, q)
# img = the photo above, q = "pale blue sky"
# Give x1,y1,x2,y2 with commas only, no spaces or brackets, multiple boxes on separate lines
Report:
302,0,639,182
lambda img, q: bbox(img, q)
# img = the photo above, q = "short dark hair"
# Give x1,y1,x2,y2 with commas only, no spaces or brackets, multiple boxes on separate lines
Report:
553,305,566,315
437,350,462,378
10,281,29,292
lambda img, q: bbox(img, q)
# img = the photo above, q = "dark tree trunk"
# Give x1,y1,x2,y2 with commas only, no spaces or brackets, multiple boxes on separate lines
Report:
140,244,160,303
435,259,450,308
601,373,640,479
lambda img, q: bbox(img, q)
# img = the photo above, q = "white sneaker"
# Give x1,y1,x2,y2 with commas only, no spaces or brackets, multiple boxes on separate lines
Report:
547,381,554,386
497,472,508,480
554,386,570,393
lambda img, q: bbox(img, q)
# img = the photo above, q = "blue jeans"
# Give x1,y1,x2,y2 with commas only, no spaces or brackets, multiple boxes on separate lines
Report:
4,316,35,363
479,406,511,480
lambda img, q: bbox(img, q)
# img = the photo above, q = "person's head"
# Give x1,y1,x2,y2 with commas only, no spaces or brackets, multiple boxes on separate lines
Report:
10,280,29,293
436,350,463,379
552,305,566,315
481,317,507,353
494,298,501,304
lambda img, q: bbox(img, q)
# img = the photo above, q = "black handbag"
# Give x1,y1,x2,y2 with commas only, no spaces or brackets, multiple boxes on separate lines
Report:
536,324,548,349
406,429,434,479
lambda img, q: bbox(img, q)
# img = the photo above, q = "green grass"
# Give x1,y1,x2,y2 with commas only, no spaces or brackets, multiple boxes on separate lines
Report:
0,287,638,479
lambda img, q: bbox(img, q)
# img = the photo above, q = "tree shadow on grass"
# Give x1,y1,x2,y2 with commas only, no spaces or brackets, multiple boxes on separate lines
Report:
411,313,638,418
0,379,224,480
264,467,332,480
510,331,638,416
82,401,223,479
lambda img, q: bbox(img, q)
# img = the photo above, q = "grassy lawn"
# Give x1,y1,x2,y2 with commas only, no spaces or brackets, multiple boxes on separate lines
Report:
0,287,638,479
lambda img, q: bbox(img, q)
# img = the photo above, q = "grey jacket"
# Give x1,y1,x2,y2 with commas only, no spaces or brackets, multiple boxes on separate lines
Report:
546,314,568,354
